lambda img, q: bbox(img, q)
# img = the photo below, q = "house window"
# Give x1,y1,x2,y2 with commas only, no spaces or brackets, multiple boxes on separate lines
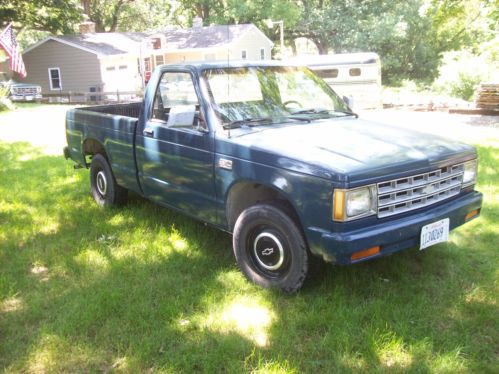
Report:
152,37,162,50
316,69,339,79
48,68,61,90
349,68,361,77
260,48,265,60
241,50,247,59
155,55,164,66
144,58,151,71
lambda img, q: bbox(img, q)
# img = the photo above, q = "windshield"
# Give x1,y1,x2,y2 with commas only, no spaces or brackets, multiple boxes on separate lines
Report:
202,66,353,129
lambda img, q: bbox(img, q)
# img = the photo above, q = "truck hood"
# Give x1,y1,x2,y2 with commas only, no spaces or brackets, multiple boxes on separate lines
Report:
10,82,41,88
220,117,476,184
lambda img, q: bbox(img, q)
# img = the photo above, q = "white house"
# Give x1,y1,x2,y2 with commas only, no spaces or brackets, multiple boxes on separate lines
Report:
21,23,274,96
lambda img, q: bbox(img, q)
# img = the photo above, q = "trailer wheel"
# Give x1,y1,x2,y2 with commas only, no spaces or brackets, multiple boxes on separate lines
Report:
90,154,127,207
232,203,309,292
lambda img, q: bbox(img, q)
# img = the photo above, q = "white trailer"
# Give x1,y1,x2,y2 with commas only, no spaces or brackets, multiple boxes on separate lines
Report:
290,52,382,109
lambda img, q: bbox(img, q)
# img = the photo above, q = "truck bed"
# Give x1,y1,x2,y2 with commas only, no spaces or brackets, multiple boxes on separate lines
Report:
66,102,142,194
79,102,142,118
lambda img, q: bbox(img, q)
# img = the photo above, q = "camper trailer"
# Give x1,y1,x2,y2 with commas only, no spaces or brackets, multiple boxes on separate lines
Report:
291,53,382,109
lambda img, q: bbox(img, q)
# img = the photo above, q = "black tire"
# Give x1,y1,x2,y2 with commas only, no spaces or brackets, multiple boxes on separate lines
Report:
232,203,309,292
89,154,127,207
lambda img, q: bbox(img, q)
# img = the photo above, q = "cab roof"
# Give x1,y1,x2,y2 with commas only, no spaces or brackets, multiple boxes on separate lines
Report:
159,60,304,72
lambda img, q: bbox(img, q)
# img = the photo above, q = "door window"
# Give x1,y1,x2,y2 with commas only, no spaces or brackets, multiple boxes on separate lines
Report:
152,72,205,129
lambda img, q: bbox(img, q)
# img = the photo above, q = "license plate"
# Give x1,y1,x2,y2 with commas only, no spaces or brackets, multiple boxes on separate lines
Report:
25,96,34,101
420,218,449,250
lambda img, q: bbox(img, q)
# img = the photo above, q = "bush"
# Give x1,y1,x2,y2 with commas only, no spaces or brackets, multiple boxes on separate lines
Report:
432,49,498,101
0,85,14,112
450,72,483,101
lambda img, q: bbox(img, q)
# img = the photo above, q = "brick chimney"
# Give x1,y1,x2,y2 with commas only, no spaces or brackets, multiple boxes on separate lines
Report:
79,21,96,34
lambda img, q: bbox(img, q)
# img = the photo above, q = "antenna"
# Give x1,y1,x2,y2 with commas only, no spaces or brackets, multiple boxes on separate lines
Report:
226,22,231,138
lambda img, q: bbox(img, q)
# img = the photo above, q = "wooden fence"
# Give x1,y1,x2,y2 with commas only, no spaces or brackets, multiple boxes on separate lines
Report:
41,90,143,105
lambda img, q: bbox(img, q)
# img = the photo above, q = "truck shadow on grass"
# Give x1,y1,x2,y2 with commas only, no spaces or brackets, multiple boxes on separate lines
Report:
0,141,497,372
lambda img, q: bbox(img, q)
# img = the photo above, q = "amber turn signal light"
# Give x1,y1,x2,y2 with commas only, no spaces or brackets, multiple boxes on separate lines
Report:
351,246,380,261
464,209,479,221
333,190,345,221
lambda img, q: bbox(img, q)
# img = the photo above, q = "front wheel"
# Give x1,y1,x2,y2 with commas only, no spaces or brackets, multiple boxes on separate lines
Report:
232,203,309,292
89,154,127,207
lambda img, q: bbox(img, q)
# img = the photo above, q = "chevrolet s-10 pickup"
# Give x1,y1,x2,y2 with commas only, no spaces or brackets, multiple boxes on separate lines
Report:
64,61,482,292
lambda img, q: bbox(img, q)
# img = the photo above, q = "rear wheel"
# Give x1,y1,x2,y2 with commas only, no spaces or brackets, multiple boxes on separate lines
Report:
89,154,127,207
232,203,309,292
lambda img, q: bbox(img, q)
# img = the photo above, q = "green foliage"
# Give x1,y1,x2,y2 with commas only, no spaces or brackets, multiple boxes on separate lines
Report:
0,0,81,34
451,72,483,101
81,0,173,32
432,49,498,101
2,0,497,85
0,85,14,112
286,0,497,84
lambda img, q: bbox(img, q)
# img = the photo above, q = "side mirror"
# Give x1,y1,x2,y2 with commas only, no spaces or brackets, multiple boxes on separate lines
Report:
343,95,354,109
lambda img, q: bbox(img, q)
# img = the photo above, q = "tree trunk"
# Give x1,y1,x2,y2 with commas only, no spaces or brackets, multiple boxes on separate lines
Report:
314,38,328,55
109,0,124,32
291,38,297,56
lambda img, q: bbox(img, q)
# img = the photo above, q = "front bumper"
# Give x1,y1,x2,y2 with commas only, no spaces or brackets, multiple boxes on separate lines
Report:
10,94,42,101
309,191,482,265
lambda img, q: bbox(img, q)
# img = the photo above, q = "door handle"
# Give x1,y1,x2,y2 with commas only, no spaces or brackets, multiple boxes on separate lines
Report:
143,128,154,137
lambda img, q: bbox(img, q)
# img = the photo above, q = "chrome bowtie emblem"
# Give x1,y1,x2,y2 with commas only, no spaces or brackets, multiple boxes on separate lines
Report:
422,185,434,194
261,248,274,256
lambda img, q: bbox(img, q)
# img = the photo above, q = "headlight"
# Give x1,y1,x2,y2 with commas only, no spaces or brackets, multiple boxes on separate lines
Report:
462,159,477,187
333,185,377,221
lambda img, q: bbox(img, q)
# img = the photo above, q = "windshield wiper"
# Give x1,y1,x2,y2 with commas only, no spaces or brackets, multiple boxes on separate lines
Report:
291,108,330,115
333,110,359,118
223,117,273,129
284,116,311,123
291,108,358,118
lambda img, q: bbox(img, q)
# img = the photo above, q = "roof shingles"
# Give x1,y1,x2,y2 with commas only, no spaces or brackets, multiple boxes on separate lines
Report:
48,24,257,56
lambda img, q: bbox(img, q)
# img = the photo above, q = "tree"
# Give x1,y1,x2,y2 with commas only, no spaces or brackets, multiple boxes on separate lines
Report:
81,0,134,32
0,0,81,33
80,0,172,32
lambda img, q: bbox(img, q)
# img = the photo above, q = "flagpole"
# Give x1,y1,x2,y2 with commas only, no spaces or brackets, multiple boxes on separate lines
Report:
0,23,9,63
0,23,12,38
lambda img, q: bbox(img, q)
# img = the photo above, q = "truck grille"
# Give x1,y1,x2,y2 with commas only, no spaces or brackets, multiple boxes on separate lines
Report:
377,164,464,218
12,87,39,95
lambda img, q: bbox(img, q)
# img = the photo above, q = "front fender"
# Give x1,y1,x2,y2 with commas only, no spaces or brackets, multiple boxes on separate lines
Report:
215,153,334,255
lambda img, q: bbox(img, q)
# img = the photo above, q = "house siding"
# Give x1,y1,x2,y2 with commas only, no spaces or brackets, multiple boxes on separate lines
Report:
23,40,103,94
163,51,205,64
230,27,273,60
100,55,142,92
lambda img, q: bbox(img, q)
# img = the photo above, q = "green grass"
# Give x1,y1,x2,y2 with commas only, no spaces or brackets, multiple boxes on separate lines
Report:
0,107,498,372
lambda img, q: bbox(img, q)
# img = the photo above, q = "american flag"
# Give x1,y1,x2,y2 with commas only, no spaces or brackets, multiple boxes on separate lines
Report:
0,23,27,78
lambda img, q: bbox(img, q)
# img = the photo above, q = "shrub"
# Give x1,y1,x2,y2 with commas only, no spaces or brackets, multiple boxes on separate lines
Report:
0,85,14,112
432,49,497,101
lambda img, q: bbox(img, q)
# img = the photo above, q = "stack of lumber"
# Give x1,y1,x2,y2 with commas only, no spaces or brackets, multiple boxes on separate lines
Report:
475,83,499,110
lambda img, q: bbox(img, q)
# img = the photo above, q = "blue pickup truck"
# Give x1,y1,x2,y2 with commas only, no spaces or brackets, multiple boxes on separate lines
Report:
64,61,482,292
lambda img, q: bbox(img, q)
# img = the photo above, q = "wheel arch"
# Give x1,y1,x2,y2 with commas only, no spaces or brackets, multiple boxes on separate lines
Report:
225,179,302,232
82,138,108,166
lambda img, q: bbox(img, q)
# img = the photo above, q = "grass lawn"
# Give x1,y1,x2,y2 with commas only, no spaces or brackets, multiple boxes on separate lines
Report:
0,105,498,372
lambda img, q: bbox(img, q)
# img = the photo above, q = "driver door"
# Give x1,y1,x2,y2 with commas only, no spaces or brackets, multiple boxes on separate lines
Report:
135,70,217,224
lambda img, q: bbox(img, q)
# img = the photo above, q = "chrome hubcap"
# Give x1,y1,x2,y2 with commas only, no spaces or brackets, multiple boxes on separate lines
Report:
253,232,284,270
96,171,107,196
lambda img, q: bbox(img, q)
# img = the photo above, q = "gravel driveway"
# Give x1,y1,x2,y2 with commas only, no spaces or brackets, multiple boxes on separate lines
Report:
359,109,498,145
0,105,497,156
